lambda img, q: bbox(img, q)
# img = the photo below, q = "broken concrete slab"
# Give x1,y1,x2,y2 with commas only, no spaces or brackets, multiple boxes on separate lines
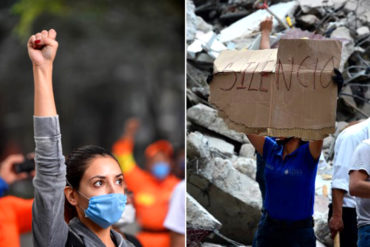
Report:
188,157,262,245
187,63,209,90
187,131,212,162
186,0,198,42
357,26,370,37
298,14,320,27
206,134,235,158
187,193,222,231
187,131,235,160
239,143,255,159
344,0,370,25
298,0,345,14
187,193,222,247
232,157,257,180
330,26,355,71
188,31,228,59
187,103,249,144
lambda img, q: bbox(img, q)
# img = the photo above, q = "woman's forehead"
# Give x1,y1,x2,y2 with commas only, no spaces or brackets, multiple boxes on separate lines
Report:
83,156,122,178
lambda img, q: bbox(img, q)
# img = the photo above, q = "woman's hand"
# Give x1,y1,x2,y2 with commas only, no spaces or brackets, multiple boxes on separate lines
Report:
29,29,58,116
27,29,58,68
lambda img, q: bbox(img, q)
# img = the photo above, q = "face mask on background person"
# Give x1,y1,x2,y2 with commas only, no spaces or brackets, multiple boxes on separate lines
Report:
114,203,136,228
79,191,127,229
151,162,170,180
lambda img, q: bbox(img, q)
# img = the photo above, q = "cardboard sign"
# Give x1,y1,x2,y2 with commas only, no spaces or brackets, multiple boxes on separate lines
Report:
209,39,342,140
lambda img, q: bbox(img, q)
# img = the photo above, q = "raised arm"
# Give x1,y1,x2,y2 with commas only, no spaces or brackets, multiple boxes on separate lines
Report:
28,29,68,247
259,16,272,50
247,134,266,156
28,29,58,116
308,140,323,160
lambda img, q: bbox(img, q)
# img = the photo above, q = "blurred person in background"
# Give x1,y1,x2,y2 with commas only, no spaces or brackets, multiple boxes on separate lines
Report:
28,28,134,247
163,180,185,247
349,139,370,247
113,118,180,247
0,154,34,246
328,119,370,246
0,195,33,247
0,154,32,197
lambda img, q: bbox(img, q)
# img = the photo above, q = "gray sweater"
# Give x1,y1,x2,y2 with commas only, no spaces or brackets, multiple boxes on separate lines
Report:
32,116,134,247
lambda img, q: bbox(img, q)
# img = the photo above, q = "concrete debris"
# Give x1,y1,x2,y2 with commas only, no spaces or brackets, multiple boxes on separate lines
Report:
187,131,211,161
186,0,198,42
232,157,257,180
239,143,255,159
298,0,346,14
297,14,320,27
188,31,228,59
187,193,222,246
357,26,370,37
187,104,249,144
188,157,262,245
330,26,355,71
187,131,235,159
187,193,222,231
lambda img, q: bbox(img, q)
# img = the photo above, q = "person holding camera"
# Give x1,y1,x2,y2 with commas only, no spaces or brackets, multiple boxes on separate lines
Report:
0,154,32,197
0,155,34,246
28,29,134,247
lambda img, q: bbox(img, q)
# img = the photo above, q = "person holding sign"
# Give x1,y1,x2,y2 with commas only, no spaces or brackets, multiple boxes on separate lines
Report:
28,29,134,247
249,135,322,247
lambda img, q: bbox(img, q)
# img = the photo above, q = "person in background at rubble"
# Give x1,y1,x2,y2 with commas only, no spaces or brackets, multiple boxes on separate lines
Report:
0,154,32,197
112,118,180,247
349,139,370,247
163,180,185,247
28,29,134,247
328,119,370,247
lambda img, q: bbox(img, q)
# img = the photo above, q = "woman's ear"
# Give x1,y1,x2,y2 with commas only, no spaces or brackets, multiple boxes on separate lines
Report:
64,186,78,206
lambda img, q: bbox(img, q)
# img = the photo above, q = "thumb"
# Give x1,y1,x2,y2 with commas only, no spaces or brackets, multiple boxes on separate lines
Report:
16,172,28,181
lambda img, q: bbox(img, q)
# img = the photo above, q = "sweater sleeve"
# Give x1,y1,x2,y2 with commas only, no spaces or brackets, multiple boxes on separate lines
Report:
32,116,68,247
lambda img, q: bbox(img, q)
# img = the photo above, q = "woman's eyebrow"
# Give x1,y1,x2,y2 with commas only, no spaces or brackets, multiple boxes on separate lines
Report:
88,175,106,182
116,173,123,178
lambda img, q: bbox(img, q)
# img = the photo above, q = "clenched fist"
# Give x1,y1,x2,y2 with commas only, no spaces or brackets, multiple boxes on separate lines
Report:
27,29,58,67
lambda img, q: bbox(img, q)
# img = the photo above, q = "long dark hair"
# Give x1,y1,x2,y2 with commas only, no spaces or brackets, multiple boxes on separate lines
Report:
64,145,119,223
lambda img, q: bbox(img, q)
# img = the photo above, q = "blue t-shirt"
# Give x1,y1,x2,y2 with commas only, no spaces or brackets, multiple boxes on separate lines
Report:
0,177,9,197
263,137,319,221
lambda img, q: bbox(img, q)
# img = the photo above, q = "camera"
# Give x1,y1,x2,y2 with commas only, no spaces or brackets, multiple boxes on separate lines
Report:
14,158,35,174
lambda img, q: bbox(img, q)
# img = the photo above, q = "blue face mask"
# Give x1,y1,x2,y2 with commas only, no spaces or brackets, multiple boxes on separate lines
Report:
79,192,127,229
151,162,170,180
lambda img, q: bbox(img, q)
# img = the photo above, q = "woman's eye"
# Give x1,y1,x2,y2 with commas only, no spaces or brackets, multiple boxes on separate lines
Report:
116,178,123,185
94,180,103,187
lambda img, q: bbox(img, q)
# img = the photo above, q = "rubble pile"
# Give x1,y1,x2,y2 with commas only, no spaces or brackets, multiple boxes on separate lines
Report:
186,0,370,246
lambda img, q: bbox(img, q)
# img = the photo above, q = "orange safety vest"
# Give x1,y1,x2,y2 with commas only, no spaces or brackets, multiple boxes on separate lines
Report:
113,138,179,247
0,196,33,247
